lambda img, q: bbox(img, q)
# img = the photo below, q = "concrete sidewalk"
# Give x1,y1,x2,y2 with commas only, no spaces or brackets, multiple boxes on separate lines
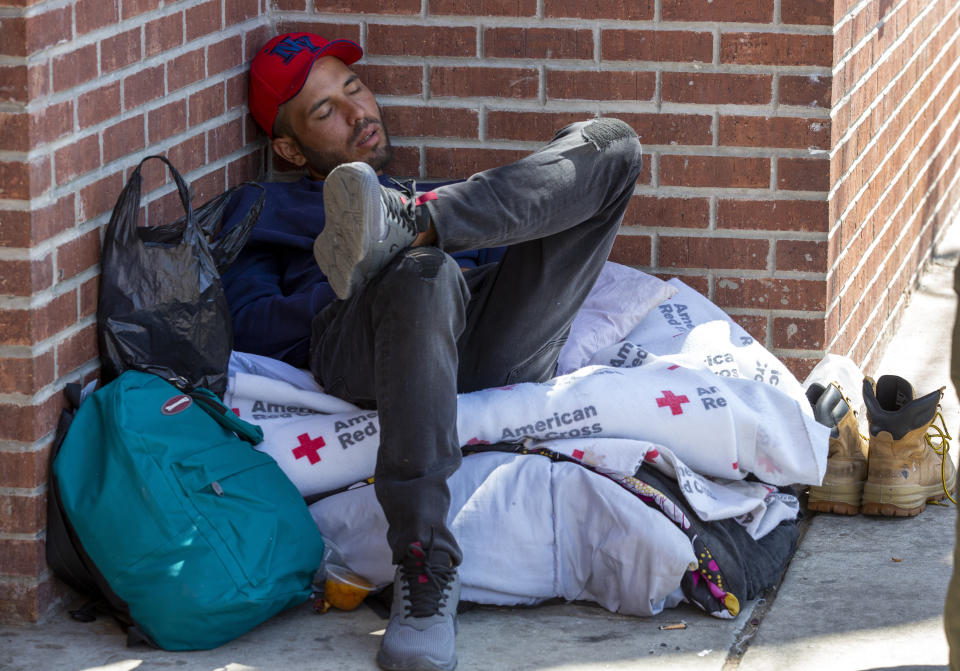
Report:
3,224,958,671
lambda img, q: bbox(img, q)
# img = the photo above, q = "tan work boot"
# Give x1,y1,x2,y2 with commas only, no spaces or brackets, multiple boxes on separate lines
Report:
861,375,957,517
806,382,869,515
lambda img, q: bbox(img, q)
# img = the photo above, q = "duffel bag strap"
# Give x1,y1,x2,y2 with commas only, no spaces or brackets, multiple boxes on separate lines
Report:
189,388,264,446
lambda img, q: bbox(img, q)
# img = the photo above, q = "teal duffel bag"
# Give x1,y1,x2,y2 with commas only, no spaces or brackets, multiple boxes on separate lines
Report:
48,370,325,650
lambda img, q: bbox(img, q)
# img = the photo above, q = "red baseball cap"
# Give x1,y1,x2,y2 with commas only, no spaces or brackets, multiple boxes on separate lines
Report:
249,32,363,138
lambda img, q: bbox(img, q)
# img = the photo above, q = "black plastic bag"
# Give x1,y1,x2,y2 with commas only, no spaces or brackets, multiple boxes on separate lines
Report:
97,155,264,397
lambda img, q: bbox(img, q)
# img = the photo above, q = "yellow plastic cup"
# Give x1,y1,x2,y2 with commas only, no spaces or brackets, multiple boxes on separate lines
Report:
324,564,374,611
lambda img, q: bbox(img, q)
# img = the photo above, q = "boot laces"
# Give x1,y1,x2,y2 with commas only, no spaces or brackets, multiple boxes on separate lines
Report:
399,543,455,618
924,407,956,504
382,178,420,237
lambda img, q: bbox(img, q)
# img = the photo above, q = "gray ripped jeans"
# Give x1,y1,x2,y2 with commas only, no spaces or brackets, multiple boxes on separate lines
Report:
309,119,643,565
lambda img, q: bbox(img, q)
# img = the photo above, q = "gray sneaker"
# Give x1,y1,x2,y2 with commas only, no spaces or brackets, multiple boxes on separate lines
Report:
315,162,423,300
377,543,460,671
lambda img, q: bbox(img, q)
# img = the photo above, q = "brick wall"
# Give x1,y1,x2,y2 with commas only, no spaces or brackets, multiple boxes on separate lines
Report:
829,0,960,372
0,0,269,622
2,0,958,624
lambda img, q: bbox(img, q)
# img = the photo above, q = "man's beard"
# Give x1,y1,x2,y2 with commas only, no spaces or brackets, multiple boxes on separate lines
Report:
298,114,393,179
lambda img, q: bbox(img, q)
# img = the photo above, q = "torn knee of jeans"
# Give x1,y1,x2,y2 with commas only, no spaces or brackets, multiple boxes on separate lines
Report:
403,246,446,279
581,118,638,151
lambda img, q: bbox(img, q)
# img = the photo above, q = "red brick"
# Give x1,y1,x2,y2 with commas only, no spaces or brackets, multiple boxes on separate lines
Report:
123,65,164,110
659,236,769,270
622,196,710,229
57,229,101,281
167,48,205,92
714,277,826,310
80,276,99,318
732,314,768,344
145,12,183,57
429,0,534,14
146,100,186,144
166,134,206,175
546,70,655,101
76,0,119,34
0,257,52,297
369,25,476,57
780,74,832,108
0,195,74,247
0,16,25,57
544,0,652,20
721,33,833,66
188,167,226,206
485,27,592,59
776,239,828,272
208,118,244,162
189,83,226,127
101,27,141,74
0,64,28,103
778,157,830,191
78,81,122,127
0,493,45,534
54,134,100,185
244,25,271,62
660,155,770,189
663,0,773,22
717,199,828,232
662,72,772,105
0,351,55,395
12,7,72,56
618,113,713,146
226,73,246,110
57,324,98,375
609,234,652,266
227,149,264,186
430,66,538,99
772,317,826,349
315,0,418,12
0,112,29,151
122,0,160,19
27,100,74,148
602,30,713,63
0,539,46,578
350,65,420,97
383,106,478,139
0,447,51,489
0,291,77,348
274,0,306,8
102,116,145,164
186,0,223,42
79,172,123,221
225,0,260,24
208,36,243,76
425,148,529,179
784,357,820,381
0,157,49,200
720,116,831,150
487,111,585,141
0,574,71,624
52,44,98,92
781,0,833,25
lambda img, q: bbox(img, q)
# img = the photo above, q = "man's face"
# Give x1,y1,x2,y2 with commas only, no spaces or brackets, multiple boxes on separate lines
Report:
275,56,392,179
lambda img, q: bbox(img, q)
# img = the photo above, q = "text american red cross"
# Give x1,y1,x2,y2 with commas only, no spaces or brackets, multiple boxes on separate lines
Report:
292,433,325,465
656,390,690,415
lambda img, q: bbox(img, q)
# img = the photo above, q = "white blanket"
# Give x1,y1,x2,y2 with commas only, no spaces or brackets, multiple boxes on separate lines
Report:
225,265,829,618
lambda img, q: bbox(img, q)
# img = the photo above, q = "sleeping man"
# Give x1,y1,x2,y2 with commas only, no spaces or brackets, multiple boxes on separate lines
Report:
220,31,643,671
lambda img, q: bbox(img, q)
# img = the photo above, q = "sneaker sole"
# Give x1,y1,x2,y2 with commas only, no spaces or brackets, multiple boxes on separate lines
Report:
376,650,457,671
861,471,957,517
808,481,864,515
315,163,384,300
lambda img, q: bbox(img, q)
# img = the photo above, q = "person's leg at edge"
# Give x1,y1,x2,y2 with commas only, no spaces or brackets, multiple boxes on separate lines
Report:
310,247,467,671
435,118,644,389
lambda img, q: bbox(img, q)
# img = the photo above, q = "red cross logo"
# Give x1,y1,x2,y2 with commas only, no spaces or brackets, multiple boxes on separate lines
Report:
656,390,690,415
292,433,325,465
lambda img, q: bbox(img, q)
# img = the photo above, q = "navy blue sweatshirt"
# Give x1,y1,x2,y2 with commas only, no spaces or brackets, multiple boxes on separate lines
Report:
220,175,503,368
